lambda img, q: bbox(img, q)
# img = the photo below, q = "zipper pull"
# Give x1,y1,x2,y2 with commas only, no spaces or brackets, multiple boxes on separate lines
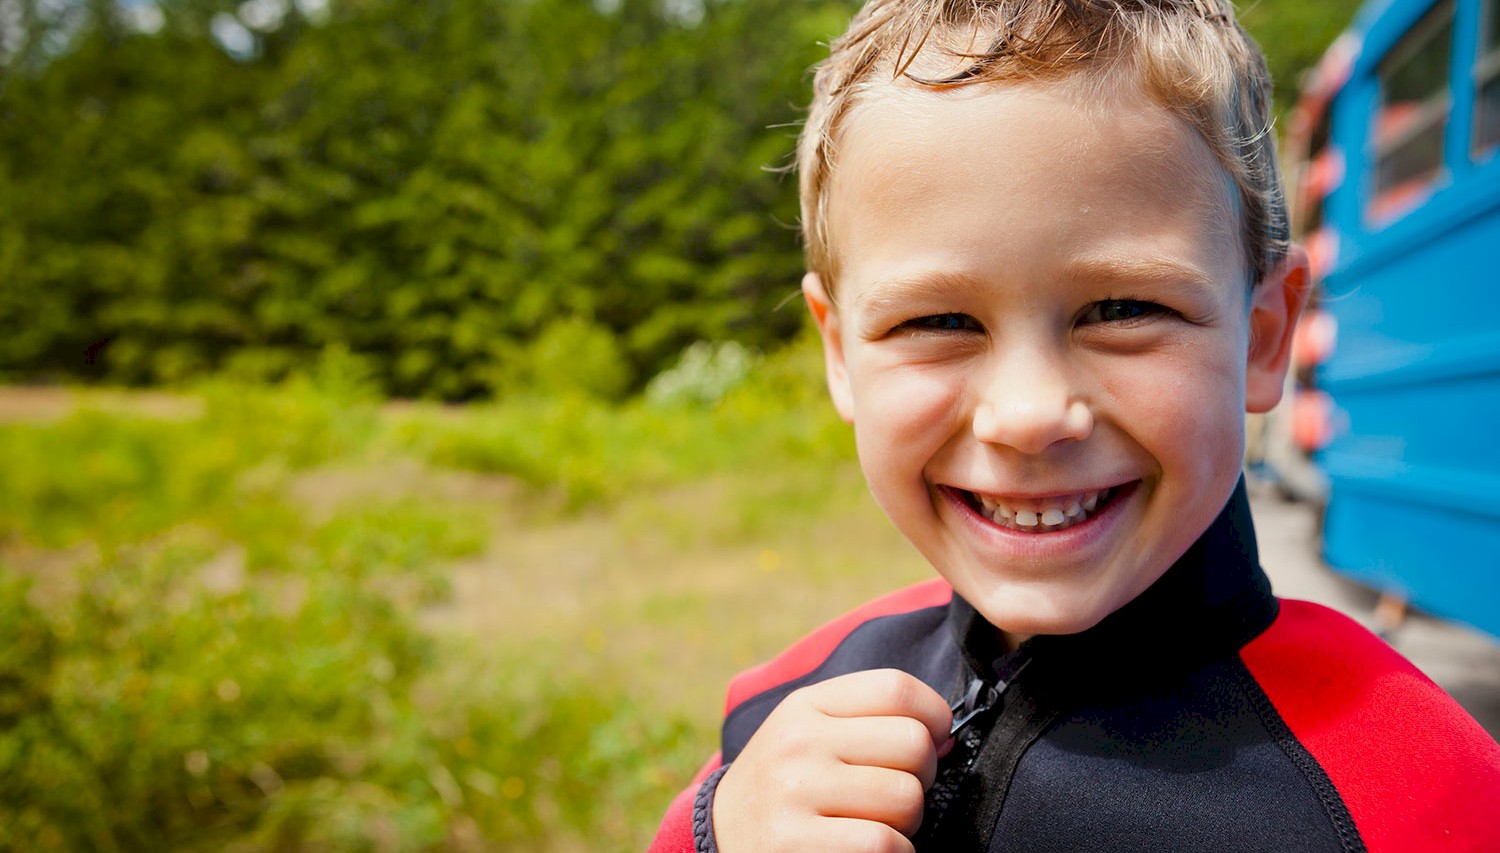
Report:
949,677,997,736
948,654,1032,736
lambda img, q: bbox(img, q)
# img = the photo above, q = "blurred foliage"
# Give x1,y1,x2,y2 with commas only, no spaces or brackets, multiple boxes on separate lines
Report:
0,0,850,398
0,0,1361,400
645,339,755,406
391,332,851,508
0,377,761,850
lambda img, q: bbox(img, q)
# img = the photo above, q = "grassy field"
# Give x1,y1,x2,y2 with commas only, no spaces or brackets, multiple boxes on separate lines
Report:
0,342,934,851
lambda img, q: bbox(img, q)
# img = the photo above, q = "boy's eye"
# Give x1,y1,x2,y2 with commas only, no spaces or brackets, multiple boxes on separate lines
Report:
901,313,982,333
1081,300,1170,324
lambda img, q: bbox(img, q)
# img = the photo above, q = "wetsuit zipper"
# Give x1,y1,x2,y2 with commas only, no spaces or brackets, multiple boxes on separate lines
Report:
914,647,1059,851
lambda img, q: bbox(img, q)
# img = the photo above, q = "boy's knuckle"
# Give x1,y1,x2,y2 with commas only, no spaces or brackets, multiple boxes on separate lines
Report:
781,722,827,757
856,822,913,853
896,717,931,758
763,708,818,752
876,815,918,851
889,771,924,818
767,721,801,749
871,668,916,705
782,683,820,715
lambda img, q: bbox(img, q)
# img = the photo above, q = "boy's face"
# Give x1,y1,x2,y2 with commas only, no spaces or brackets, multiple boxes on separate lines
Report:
805,73,1306,646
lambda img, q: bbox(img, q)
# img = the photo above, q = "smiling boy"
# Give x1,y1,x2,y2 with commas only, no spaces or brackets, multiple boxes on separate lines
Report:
815,71,1259,645
650,1,1500,851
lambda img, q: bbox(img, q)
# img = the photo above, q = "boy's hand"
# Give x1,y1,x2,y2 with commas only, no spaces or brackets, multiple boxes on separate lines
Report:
712,668,953,853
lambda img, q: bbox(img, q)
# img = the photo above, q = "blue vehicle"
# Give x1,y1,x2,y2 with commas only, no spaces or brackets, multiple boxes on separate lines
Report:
1286,0,1500,639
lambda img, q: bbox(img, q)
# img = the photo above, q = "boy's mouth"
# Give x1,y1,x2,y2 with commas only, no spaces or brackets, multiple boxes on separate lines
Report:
959,486,1122,533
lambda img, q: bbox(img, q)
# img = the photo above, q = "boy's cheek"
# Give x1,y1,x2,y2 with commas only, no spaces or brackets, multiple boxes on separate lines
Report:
848,369,962,440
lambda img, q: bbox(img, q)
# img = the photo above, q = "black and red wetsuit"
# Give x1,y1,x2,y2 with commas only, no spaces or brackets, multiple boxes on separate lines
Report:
650,483,1500,851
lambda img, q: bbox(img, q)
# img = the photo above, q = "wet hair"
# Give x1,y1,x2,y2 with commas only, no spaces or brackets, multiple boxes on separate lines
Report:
797,0,1287,293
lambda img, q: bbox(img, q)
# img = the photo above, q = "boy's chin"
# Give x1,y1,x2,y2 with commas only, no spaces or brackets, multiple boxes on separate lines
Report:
961,581,1148,647
988,611,1108,649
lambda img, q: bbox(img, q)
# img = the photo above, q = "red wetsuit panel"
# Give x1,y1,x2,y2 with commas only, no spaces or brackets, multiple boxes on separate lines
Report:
1241,599,1500,852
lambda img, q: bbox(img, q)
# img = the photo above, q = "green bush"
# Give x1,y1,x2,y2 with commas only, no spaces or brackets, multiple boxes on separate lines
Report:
389,335,851,511
0,553,697,851
645,340,757,407
490,318,633,402
0,378,377,549
0,385,712,850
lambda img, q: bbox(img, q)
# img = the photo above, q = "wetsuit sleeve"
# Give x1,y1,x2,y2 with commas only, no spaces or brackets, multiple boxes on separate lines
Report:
647,752,723,853
1241,599,1500,851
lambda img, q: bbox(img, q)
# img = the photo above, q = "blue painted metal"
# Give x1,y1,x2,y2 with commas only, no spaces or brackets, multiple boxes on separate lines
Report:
1311,0,1500,640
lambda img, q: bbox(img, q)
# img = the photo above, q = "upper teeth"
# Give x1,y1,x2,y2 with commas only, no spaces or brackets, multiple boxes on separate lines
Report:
974,488,1113,531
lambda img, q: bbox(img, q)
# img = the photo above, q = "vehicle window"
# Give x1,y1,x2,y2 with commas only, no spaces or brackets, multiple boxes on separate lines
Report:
1299,108,1335,235
1476,0,1500,155
1370,1,1454,222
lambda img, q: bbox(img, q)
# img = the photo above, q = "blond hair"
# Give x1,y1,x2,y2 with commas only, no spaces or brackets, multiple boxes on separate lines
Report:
798,0,1287,292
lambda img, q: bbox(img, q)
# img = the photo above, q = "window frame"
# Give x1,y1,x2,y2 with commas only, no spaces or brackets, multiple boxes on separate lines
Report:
1473,0,1500,156
1368,0,1457,223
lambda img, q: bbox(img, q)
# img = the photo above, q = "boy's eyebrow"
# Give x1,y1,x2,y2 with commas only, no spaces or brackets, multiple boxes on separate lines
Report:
852,272,992,313
853,257,1221,313
1061,256,1219,290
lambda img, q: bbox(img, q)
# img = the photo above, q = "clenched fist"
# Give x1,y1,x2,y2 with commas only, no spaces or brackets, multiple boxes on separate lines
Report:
712,668,954,853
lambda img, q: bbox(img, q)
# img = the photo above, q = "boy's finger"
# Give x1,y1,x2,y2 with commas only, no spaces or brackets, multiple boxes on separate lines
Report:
819,765,928,837
805,669,953,743
818,817,916,853
830,716,941,789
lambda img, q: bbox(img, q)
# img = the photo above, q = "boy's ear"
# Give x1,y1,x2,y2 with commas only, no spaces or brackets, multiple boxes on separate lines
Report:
803,272,855,423
1245,244,1312,414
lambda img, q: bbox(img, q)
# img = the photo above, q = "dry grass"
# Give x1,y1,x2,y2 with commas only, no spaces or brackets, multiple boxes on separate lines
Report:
403,461,931,727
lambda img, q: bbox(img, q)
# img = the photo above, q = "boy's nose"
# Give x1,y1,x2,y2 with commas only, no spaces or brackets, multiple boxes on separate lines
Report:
971,353,1093,455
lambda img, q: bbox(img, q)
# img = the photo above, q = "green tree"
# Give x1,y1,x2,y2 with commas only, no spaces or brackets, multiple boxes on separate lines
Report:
0,0,1365,398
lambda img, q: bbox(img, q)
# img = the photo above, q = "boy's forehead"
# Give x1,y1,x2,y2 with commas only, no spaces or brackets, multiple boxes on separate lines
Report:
835,73,1234,213
828,72,1245,284
823,73,1248,296
843,69,1180,164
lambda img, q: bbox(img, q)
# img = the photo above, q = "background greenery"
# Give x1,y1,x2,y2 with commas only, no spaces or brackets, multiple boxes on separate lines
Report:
1,0,1362,400
1,0,1366,849
0,347,924,851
